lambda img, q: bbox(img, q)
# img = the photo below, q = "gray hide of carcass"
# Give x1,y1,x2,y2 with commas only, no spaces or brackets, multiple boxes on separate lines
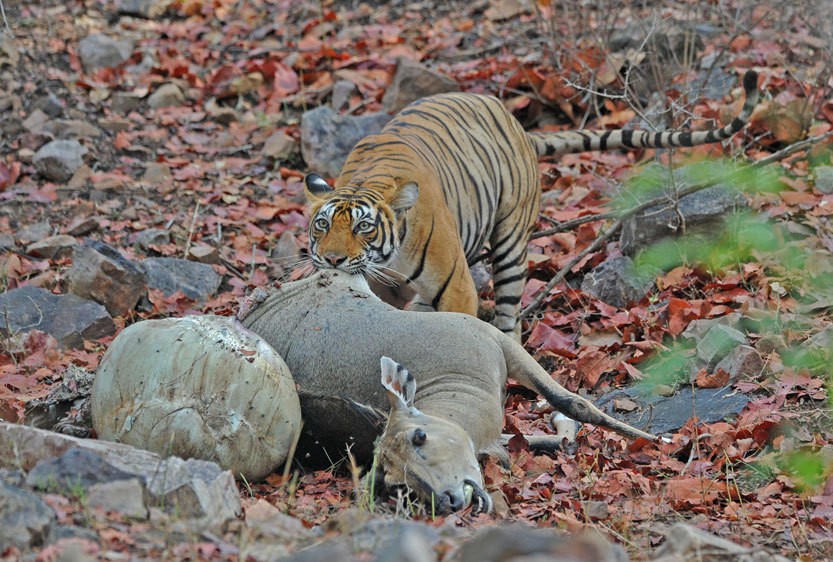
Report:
240,270,655,512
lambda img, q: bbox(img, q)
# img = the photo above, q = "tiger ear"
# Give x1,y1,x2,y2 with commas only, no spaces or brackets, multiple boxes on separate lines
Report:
391,181,418,212
304,173,333,202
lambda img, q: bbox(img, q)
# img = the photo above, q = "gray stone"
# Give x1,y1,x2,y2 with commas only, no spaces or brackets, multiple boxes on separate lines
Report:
619,185,745,256
696,324,748,368
25,234,77,260
598,385,750,435
26,448,135,493
0,482,56,551
381,58,460,114
680,312,743,340
22,108,49,132
33,139,87,183
15,221,51,245
117,0,167,18
0,285,115,348
141,257,221,302
300,106,392,177
813,165,833,194
0,232,15,250
110,91,143,114
459,523,627,562
373,525,436,562
276,541,355,562
187,244,220,264
133,228,171,248
33,93,64,118
67,240,147,316
78,34,134,71
65,216,100,236
713,345,763,382
141,162,173,188
0,421,241,527
654,523,793,562
581,255,656,308
86,478,148,519
263,131,298,161
147,83,185,109
331,79,358,111
41,119,101,139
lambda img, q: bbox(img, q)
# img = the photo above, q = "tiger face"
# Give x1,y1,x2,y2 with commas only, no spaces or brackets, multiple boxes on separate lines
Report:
304,173,418,276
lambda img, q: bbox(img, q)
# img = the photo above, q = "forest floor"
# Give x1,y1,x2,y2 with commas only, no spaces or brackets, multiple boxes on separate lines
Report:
1,0,833,560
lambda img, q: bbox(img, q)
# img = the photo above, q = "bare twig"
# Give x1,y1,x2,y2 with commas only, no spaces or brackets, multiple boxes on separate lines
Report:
0,0,10,35
521,217,623,319
183,201,200,259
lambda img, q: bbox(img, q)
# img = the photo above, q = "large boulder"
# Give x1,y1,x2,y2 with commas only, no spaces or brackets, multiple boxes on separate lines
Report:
91,315,301,480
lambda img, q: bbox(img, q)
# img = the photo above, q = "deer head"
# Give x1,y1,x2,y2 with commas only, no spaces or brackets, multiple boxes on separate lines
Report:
375,356,492,514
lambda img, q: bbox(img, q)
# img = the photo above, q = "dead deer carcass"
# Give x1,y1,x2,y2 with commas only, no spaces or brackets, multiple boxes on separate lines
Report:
240,271,655,513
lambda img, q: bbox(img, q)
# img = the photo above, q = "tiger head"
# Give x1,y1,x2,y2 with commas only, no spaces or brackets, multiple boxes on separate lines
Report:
303,173,418,275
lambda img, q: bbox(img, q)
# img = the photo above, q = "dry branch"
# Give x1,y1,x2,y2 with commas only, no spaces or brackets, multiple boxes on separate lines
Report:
522,131,833,319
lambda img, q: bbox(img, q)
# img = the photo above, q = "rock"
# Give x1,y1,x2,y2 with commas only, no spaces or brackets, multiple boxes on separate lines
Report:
381,58,460,114
300,106,392,177
65,216,100,236
86,478,148,519
15,221,51,245
78,34,134,71
187,244,220,264
0,285,115,348
680,312,743,340
33,139,87,183
0,232,14,250
26,448,135,493
24,365,95,434
0,482,56,551
653,523,793,562
110,91,143,113
91,315,302,480
0,421,242,527
67,240,147,317
458,524,627,562
814,166,833,194
276,541,355,562
97,117,132,132
25,234,77,260
22,108,49,132
147,83,185,109
41,119,101,139
116,0,169,18
484,0,531,22
141,257,222,302
373,525,436,562
619,185,745,256
134,228,171,248
32,93,64,118
696,324,748,369
598,385,749,435
141,162,173,189
262,131,298,161
239,500,313,560
331,79,358,111
713,345,763,382
581,255,656,308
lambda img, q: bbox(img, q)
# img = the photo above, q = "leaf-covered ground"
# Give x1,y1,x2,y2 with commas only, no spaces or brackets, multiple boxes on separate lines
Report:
2,0,833,560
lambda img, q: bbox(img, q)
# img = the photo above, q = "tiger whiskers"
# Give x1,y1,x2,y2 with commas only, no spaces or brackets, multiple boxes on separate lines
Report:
275,255,316,281
364,263,404,287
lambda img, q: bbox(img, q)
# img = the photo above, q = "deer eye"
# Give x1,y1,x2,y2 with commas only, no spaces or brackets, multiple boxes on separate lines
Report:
411,428,427,447
313,217,329,231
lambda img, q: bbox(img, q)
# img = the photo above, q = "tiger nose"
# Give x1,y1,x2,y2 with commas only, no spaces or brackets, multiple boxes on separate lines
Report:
322,253,347,267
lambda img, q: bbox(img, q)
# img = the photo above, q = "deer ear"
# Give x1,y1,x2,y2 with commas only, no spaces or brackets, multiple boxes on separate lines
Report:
304,173,333,202
380,356,417,411
390,181,418,212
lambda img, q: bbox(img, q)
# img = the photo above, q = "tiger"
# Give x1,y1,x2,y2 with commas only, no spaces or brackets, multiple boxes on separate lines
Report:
303,70,759,339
